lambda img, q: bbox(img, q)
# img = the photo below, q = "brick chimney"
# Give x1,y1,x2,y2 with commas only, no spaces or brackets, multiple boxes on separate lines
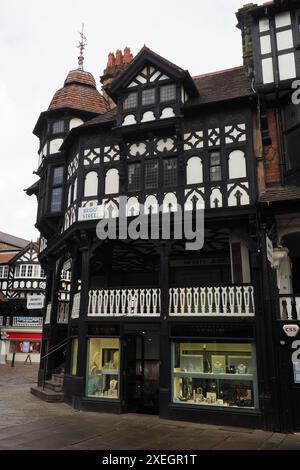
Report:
100,47,134,109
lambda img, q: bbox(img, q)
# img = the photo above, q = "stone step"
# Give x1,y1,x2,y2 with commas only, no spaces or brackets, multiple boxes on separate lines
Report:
51,374,64,385
44,380,63,392
30,386,64,403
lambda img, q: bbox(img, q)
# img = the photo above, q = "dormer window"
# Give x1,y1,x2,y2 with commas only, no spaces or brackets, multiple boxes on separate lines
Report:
123,92,138,110
142,88,156,106
52,120,65,134
160,84,176,102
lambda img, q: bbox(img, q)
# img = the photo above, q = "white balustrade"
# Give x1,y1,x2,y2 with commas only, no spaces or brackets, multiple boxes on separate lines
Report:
57,302,69,324
88,288,161,317
279,295,300,320
71,293,81,319
169,286,255,317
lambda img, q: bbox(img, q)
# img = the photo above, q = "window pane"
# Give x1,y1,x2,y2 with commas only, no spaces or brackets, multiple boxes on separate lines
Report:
210,166,222,182
123,92,138,110
51,187,63,212
128,163,141,191
142,88,156,105
163,158,177,187
210,152,220,165
145,160,159,189
86,338,119,399
160,84,176,102
21,265,27,277
71,339,78,376
27,265,33,278
52,120,64,134
172,341,258,409
53,167,64,186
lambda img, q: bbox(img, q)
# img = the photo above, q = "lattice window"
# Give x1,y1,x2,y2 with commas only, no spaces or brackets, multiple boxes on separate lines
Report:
163,158,178,187
123,92,138,110
128,163,141,191
210,152,222,182
145,160,159,189
142,88,156,105
160,84,176,102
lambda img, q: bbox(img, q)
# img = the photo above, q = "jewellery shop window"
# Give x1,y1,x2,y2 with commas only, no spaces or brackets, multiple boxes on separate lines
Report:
172,342,258,409
86,338,119,399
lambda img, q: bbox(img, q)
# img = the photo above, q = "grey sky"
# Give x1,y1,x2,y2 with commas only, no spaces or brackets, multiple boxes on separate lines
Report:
0,0,263,241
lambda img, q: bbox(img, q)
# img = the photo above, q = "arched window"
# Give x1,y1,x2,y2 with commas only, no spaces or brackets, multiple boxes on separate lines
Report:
69,118,84,130
228,150,247,179
186,156,203,185
105,168,119,195
84,171,98,197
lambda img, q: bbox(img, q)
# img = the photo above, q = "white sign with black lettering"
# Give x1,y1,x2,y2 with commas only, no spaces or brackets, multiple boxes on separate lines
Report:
27,294,45,310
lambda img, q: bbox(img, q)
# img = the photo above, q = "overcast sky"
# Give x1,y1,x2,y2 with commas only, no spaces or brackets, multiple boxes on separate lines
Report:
0,0,264,241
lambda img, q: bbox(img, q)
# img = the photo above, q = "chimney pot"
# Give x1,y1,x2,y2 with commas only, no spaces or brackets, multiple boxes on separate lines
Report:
123,47,133,64
115,49,123,65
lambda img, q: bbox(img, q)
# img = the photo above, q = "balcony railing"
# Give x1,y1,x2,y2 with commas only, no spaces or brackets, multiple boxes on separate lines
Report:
88,288,161,317
279,294,300,320
88,285,255,318
57,302,69,324
169,285,255,317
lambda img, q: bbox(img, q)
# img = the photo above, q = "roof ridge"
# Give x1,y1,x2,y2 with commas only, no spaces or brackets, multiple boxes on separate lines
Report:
193,66,244,80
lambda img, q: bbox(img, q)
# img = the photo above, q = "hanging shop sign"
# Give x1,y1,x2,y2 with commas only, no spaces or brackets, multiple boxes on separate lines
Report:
63,259,72,271
27,294,45,310
283,324,300,338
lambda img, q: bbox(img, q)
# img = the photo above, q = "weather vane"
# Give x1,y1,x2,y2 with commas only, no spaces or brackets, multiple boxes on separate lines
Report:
77,23,87,70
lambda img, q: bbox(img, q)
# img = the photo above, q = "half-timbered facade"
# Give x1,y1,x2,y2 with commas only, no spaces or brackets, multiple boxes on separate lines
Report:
27,0,300,431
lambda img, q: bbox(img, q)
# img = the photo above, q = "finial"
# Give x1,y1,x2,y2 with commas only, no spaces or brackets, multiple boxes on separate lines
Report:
77,23,87,70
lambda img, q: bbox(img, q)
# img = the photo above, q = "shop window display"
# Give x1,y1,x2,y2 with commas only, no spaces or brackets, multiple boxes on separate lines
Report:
10,341,41,353
172,342,258,409
71,338,78,376
86,338,119,399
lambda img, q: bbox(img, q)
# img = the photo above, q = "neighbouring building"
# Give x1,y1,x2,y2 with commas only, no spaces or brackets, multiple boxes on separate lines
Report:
27,0,300,432
0,232,45,363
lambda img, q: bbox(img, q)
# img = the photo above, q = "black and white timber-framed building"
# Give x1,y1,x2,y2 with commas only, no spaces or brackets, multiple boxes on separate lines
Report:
27,0,300,432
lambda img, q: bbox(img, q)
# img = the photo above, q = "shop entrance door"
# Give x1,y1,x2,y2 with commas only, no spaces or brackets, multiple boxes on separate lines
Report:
123,332,159,414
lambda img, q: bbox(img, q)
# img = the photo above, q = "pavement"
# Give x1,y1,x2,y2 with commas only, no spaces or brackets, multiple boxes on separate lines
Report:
0,363,300,450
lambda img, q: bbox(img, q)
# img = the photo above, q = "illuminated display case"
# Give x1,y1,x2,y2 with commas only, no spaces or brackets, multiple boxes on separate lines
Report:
172,342,259,409
86,338,119,399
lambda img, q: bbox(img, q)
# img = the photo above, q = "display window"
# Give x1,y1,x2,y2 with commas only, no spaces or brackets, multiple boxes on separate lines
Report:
10,341,41,354
71,338,78,376
172,341,258,409
86,338,119,399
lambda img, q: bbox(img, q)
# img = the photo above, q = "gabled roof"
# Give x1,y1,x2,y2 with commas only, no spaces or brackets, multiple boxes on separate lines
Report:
0,231,30,249
0,253,16,264
8,241,39,265
107,46,199,100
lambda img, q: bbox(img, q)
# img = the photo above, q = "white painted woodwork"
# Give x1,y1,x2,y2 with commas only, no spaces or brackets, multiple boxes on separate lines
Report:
126,197,140,216
105,168,119,195
49,138,63,155
144,195,159,214
262,57,274,84
276,30,294,51
227,183,250,207
71,293,80,319
156,138,174,152
163,193,177,212
259,17,270,32
84,171,98,197
228,150,247,179
160,107,175,119
186,157,203,185
279,296,300,320
275,11,291,28
69,118,84,130
210,188,223,208
141,111,155,122
45,303,51,324
278,53,296,80
88,288,161,316
169,285,255,316
260,35,272,55
123,114,137,126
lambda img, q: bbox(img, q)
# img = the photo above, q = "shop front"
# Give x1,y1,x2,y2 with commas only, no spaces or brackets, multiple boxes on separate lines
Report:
64,320,262,428
4,331,42,363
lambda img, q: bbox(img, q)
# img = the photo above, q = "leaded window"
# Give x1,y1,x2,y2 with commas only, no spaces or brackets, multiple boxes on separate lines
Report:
163,158,178,187
53,167,64,186
160,84,176,102
52,120,65,134
210,152,222,182
0,266,8,278
145,160,159,189
142,88,156,106
51,187,63,212
128,163,141,191
123,92,138,110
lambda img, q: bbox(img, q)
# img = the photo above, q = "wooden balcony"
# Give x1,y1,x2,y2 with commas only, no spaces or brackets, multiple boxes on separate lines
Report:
279,294,300,320
87,285,255,318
